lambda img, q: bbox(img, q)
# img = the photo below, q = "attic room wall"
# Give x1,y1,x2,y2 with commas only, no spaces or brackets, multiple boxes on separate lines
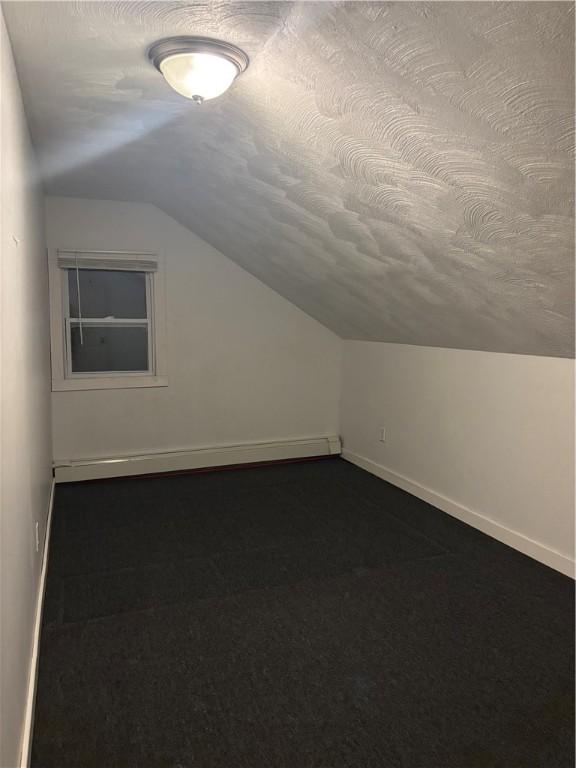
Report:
46,197,341,463
340,342,575,576
0,12,52,768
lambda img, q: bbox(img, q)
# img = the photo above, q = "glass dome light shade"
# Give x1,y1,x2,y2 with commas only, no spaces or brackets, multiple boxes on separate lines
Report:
159,52,239,102
149,37,249,104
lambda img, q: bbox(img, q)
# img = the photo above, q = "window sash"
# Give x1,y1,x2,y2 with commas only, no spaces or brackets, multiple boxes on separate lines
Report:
63,269,155,379
68,318,150,325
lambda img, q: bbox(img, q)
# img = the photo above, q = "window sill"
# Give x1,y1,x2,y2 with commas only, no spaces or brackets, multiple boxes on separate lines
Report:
52,375,168,392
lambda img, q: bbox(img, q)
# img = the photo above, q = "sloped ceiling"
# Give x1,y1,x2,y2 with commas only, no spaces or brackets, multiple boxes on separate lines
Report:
4,1,574,356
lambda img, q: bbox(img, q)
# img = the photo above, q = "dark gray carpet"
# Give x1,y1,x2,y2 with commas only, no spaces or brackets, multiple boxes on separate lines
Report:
33,458,574,768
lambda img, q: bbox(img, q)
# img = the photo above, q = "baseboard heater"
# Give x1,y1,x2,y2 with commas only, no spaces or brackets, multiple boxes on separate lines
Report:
53,436,342,483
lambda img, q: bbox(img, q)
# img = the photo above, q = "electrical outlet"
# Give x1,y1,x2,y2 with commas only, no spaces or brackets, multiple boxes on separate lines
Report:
35,521,40,553
379,427,387,443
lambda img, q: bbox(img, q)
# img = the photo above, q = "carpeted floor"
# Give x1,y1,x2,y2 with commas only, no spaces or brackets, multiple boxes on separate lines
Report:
33,458,574,768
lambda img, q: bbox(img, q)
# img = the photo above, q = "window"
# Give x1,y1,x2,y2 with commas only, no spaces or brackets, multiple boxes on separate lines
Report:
49,251,167,391
65,269,151,376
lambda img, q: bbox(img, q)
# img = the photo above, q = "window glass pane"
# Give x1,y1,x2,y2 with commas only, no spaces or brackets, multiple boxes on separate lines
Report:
68,270,147,319
70,324,149,373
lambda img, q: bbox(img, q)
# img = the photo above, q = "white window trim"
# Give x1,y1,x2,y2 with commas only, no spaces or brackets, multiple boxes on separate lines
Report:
48,249,168,391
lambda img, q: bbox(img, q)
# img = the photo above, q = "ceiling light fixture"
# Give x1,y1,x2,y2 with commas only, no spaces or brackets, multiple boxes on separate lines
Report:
149,36,249,105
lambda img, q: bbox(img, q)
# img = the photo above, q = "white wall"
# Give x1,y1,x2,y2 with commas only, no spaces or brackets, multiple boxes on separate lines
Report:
46,197,341,461
0,13,53,768
341,342,575,576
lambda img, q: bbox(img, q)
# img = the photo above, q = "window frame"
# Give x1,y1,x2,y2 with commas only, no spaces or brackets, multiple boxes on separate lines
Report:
63,270,154,379
49,249,168,391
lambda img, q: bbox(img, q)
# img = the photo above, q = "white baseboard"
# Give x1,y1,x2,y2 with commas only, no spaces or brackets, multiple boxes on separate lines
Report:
54,436,342,483
342,449,575,579
20,479,55,768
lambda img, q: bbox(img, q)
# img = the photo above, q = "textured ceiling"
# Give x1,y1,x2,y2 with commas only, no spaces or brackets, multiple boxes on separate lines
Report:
4,1,575,356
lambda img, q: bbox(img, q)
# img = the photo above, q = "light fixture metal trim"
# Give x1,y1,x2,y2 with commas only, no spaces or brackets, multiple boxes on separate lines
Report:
148,36,249,76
